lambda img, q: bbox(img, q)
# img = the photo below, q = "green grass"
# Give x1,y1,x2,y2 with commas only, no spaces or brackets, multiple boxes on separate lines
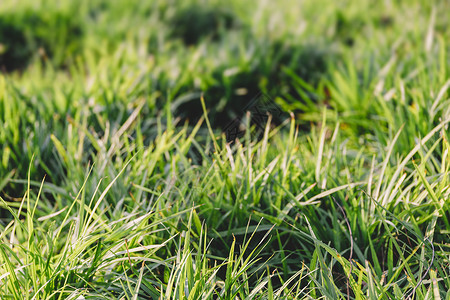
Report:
1,0,449,298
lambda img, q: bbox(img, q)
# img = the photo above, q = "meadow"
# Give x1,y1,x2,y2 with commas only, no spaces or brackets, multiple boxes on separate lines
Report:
0,0,449,298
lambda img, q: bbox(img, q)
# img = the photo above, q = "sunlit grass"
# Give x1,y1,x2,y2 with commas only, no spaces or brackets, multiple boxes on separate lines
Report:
0,0,449,298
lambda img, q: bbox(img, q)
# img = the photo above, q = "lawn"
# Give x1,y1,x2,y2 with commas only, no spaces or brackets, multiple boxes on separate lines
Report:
0,0,449,299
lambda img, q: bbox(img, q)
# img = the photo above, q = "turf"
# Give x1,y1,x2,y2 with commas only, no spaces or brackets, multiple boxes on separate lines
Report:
0,0,449,299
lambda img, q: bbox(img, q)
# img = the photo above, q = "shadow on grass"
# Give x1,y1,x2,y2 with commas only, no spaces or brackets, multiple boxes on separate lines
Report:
169,4,241,45
172,39,335,135
0,10,84,72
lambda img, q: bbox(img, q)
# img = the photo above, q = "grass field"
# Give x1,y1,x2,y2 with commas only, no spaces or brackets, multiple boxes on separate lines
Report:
1,0,449,299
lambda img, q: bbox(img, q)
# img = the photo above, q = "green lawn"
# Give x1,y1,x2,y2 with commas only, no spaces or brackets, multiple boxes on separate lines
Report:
0,0,449,299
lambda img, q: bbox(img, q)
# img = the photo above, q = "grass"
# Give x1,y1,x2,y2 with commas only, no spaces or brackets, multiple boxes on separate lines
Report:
0,0,449,298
